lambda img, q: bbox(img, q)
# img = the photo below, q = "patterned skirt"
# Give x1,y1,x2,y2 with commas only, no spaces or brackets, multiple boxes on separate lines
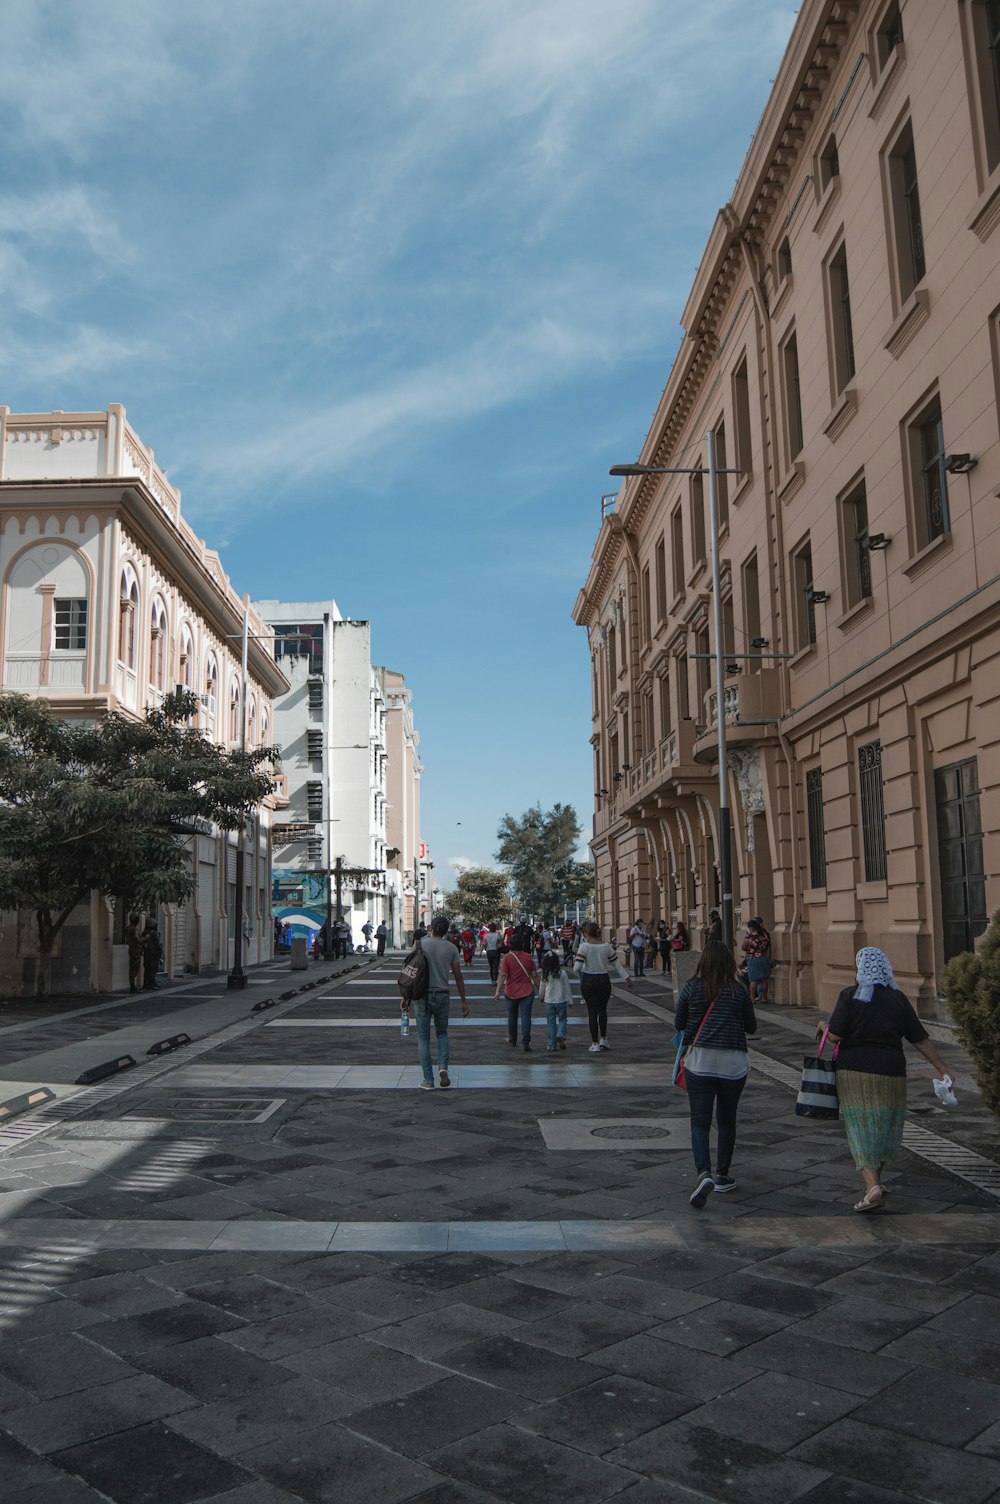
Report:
837,1070,907,1170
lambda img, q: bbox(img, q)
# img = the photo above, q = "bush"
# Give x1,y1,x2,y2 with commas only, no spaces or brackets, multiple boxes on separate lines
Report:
942,910,1000,1120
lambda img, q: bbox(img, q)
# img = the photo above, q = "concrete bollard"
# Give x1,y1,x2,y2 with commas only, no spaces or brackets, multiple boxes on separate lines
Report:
672,948,701,992
290,937,308,971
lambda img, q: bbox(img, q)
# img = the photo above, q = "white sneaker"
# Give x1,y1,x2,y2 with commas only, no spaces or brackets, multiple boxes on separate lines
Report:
599,1039,610,1051
588,1043,602,1053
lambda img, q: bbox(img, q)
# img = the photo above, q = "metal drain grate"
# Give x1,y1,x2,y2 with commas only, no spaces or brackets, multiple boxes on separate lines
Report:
120,1096,284,1124
591,1124,671,1140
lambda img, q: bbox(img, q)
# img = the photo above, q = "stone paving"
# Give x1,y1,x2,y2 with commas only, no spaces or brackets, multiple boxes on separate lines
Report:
1,954,999,1502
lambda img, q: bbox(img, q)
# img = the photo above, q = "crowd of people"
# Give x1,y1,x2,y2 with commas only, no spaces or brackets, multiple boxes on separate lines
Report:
399,909,954,1218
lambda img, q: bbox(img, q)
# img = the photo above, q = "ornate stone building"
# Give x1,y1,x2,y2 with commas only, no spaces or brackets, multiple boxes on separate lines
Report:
574,0,1000,1009
0,405,288,993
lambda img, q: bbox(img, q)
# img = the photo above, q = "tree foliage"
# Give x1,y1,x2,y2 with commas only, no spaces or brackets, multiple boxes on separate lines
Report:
0,691,278,996
942,911,1000,1121
442,866,512,928
495,802,583,919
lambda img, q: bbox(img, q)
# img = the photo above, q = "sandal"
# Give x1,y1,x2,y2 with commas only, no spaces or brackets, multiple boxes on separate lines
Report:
854,1185,884,1213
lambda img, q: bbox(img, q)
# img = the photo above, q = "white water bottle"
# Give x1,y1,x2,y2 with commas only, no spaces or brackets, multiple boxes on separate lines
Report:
400,1007,410,1038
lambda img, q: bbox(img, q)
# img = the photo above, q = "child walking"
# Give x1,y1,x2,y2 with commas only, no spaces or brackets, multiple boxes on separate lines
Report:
538,951,573,1051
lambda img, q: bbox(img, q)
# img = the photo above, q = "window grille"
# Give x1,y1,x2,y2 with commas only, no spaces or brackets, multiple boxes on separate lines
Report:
858,740,888,881
878,1,903,67
806,768,827,888
53,598,87,650
918,403,948,542
900,141,925,286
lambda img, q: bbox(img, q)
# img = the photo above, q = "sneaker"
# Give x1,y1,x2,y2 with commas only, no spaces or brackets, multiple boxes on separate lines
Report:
713,1174,736,1192
418,1080,435,1091
523,1042,532,1052
599,1039,610,1051
589,1043,602,1053
439,1069,450,1088
546,1046,557,1052
689,1174,715,1209
558,1038,567,1050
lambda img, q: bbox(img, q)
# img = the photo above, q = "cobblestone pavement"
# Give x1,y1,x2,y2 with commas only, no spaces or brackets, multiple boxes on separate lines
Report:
1,955,999,1503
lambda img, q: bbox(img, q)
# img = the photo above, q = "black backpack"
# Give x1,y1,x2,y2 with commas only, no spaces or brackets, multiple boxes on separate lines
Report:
397,940,429,1001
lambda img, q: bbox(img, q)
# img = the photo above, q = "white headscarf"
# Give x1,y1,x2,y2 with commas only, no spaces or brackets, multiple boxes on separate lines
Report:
855,947,895,1001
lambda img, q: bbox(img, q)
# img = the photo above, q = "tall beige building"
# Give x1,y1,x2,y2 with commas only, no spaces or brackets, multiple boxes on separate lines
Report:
574,0,1000,1010
383,669,424,938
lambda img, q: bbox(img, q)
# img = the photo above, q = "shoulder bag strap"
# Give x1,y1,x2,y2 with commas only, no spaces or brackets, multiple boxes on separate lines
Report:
686,995,718,1051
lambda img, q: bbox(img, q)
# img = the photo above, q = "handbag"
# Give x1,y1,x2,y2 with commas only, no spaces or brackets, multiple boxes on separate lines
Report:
795,1028,840,1119
674,997,717,1091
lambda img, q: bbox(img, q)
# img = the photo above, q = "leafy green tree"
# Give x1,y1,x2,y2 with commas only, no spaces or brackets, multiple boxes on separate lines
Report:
943,911,1000,1120
495,802,583,920
442,866,512,928
0,691,278,997
560,860,595,916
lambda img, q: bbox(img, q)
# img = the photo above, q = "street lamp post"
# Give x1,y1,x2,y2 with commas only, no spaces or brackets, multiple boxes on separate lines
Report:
609,436,743,951
228,605,250,989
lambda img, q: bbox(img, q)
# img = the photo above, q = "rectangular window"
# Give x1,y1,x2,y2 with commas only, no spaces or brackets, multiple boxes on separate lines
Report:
732,356,753,479
841,480,872,606
714,422,730,529
608,625,617,687
722,596,736,659
877,0,903,69
53,598,87,650
911,398,949,549
655,537,667,621
858,739,888,881
641,566,652,643
792,541,816,649
742,552,762,674
888,121,926,302
658,669,672,737
778,235,793,281
695,627,710,707
828,242,856,393
671,508,685,598
781,330,804,459
677,652,690,720
806,768,827,888
820,132,840,191
643,691,655,753
690,472,706,567
971,0,1000,176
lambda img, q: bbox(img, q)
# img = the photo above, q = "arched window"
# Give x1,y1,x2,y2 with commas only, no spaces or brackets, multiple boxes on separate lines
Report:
261,708,269,749
205,657,218,725
247,694,257,747
229,679,241,744
149,598,168,690
178,625,194,690
118,565,139,668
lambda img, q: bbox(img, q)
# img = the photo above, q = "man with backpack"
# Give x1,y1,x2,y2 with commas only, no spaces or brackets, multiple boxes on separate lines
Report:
408,914,469,1090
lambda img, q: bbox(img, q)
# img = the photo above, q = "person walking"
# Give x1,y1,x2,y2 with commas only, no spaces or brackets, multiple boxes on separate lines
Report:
483,922,503,984
496,925,537,1051
629,919,648,977
361,918,374,951
538,951,572,1051
375,920,388,956
742,916,771,1003
414,914,469,1090
656,919,671,974
675,939,757,1208
141,919,163,991
461,926,476,966
125,913,143,994
559,918,575,962
573,921,633,1052
818,947,952,1212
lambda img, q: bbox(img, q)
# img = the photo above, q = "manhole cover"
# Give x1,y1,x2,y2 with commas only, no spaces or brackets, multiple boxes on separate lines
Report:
591,1124,671,1140
120,1096,284,1124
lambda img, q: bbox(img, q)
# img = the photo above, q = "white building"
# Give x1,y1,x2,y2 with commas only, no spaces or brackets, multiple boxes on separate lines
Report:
256,601,405,945
383,668,425,940
0,405,288,993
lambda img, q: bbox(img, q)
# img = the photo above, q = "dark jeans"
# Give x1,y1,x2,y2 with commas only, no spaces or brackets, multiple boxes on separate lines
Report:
505,992,534,1045
658,942,671,973
487,950,501,983
580,972,611,1042
377,936,386,955
685,1071,747,1176
631,946,644,977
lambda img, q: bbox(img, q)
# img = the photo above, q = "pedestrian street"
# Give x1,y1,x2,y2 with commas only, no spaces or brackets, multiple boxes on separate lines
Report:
1,953,1000,1503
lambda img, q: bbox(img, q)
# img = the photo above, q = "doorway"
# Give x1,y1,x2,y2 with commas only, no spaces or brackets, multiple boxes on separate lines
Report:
934,759,987,962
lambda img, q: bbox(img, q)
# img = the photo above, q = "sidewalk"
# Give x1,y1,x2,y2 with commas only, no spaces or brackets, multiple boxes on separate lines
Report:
0,953,999,1503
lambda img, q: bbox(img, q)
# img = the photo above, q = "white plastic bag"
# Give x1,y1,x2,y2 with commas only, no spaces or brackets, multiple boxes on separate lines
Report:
932,1074,958,1106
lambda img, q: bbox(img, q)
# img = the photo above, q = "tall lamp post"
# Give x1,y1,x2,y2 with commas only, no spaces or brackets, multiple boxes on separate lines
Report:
609,435,742,950
228,605,250,988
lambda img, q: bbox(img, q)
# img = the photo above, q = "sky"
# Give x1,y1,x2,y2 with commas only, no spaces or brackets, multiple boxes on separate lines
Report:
1,0,798,891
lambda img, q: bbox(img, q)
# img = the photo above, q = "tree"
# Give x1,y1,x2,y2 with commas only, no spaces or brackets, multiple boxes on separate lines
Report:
0,691,278,996
560,861,595,916
442,866,512,928
942,912,1000,1121
495,802,583,919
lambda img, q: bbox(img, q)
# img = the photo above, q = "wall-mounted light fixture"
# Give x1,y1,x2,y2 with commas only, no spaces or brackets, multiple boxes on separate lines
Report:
807,589,831,606
749,636,770,649
596,787,609,797
866,533,892,551
944,454,978,475
725,662,741,675
613,771,625,783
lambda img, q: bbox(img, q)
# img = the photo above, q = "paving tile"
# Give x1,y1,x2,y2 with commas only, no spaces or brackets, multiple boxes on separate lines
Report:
346,1373,528,1457
239,1420,442,1503
606,1419,827,1501
850,1367,1000,1447
317,1273,451,1322
650,1297,794,1355
817,1265,970,1315
456,1276,577,1322
166,1374,356,1455
280,1333,447,1400
751,1248,881,1287
84,1297,247,1355
880,1328,1000,1384
789,1481,918,1504
681,1368,862,1449
52,1271,186,1319
777,1296,925,1354
512,1373,698,1454
365,1301,522,1359
0,1330,139,1398
186,1484,304,1504
582,1333,759,1401
0,1371,35,1412
2,1372,197,1452
514,1302,662,1358
53,1420,255,1504
689,1270,837,1318
0,1429,70,1493
0,1295,106,1340
443,1332,607,1400
184,1274,319,1320
791,1418,1000,1503
634,1248,759,1288
7,1478,113,1504
865,1244,985,1284
130,1334,294,1401
923,1294,1000,1344
425,1422,638,1503
968,1421,1000,1459
580,1273,718,1321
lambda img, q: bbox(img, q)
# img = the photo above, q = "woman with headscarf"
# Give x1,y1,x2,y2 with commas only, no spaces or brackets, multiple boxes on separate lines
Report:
819,947,951,1213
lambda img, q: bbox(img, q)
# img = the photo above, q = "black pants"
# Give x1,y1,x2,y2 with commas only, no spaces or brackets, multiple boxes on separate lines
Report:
580,972,611,1043
377,937,386,955
685,1071,747,1176
487,950,501,982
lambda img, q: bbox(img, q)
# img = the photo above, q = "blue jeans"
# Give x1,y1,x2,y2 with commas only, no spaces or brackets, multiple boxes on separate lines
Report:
415,989,450,1082
546,999,567,1049
632,946,645,976
506,992,534,1045
685,1070,747,1176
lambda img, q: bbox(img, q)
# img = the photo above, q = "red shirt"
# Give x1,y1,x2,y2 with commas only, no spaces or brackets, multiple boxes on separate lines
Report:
499,950,536,999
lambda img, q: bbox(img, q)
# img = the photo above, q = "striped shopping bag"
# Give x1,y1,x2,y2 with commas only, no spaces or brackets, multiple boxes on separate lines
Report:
795,1029,839,1120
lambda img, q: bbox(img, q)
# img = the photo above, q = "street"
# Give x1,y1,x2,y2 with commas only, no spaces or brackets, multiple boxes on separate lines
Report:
1,953,999,1504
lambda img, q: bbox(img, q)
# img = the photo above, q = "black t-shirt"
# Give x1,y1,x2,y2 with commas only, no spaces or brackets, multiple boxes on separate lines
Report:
828,984,928,1077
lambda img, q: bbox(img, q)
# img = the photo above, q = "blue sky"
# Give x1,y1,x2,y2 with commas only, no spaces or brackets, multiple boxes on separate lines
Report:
1,0,797,891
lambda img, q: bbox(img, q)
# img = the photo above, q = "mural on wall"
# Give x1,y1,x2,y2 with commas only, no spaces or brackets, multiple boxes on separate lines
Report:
272,869,327,942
